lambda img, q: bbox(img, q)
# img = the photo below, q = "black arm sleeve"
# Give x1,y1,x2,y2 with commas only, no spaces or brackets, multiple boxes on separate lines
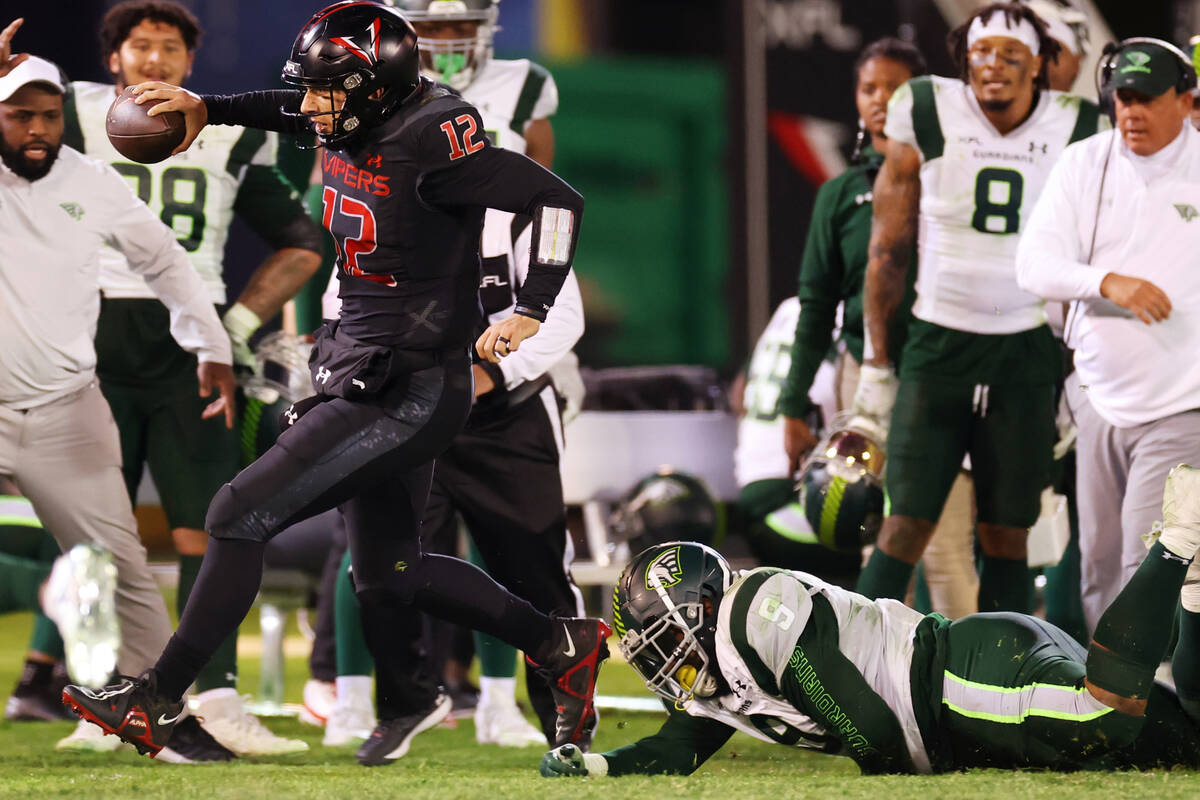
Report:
200,90,308,134
418,147,583,322
600,704,736,776
779,594,917,775
234,164,325,253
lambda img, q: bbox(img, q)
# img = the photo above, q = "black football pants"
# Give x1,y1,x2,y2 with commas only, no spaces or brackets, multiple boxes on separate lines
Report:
163,357,553,700
383,389,581,729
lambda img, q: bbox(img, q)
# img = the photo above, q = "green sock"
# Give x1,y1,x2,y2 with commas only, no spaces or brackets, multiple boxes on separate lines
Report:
29,613,64,660
179,554,238,691
978,555,1033,614
0,552,49,613
1174,609,1200,724
856,548,914,600
335,549,374,676
1088,542,1190,701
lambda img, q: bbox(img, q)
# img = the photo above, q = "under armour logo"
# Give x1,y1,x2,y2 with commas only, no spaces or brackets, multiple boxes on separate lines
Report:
1174,203,1199,222
284,405,298,426
315,366,331,384
352,379,366,390
1029,141,1047,154
408,301,445,333
366,153,382,169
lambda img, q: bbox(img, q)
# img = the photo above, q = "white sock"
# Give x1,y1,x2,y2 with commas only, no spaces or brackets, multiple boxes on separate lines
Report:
335,675,372,708
479,676,517,708
194,686,238,704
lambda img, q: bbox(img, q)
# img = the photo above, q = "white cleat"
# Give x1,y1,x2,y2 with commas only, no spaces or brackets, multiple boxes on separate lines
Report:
474,701,547,748
194,689,308,756
299,679,335,727
323,697,376,747
55,717,131,753
42,545,119,690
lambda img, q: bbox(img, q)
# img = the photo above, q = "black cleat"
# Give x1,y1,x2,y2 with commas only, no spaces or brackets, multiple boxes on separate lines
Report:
158,716,236,763
355,691,452,766
61,671,183,757
528,617,611,749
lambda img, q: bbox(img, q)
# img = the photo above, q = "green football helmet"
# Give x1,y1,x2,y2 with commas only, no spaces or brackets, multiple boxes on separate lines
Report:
609,469,718,553
612,542,732,705
792,414,885,553
387,0,499,90
238,333,315,466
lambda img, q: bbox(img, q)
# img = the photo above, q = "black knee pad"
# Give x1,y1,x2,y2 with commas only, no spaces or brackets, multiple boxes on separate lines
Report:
205,483,270,542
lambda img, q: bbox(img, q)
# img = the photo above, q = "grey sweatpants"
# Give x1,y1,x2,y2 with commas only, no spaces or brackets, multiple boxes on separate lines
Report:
1068,373,1200,633
0,382,172,675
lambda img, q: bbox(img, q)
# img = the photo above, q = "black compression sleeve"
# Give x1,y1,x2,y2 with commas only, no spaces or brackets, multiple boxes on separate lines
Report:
418,147,583,321
601,704,735,776
201,90,308,134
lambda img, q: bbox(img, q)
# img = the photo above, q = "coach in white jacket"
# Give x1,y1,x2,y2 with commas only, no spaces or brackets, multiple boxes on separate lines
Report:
1016,40,1200,631
0,52,233,679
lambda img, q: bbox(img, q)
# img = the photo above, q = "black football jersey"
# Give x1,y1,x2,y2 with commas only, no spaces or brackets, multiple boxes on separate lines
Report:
202,82,583,350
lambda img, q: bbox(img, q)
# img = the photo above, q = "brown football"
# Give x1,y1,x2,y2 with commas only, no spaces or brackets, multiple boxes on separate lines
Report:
105,86,186,164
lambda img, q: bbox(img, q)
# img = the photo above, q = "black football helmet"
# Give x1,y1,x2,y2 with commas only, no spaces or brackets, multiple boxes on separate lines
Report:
609,469,718,553
282,1,421,147
613,542,732,705
792,413,886,553
388,0,498,90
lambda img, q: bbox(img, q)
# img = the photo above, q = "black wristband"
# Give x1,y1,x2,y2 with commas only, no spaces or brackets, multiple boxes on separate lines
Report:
514,304,548,323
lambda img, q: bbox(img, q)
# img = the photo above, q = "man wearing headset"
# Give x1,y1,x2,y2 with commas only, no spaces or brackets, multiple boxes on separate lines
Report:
1016,40,1200,640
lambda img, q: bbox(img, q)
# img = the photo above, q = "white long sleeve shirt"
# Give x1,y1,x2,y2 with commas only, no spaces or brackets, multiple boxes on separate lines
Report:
1016,125,1200,427
0,146,231,410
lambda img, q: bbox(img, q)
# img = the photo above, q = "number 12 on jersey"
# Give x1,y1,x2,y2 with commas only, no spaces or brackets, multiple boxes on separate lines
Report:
321,187,396,287
440,114,486,161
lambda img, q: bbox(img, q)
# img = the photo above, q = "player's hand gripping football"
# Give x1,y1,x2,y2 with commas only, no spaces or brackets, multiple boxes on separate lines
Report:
476,313,540,364
130,81,208,155
0,18,30,78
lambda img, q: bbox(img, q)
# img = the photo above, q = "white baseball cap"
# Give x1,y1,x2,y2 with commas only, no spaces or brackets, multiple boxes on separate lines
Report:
0,56,65,103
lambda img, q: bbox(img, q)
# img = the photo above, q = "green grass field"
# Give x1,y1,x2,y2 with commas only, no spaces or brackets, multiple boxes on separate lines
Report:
2,604,1199,800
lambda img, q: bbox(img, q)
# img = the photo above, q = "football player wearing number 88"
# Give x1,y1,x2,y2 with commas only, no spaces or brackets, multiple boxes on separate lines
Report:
60,0,323,758
853,2,1104,613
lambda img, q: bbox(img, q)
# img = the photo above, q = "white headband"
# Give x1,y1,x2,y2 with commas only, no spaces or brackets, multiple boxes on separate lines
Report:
967,14,1042,55
1040,15,1081,55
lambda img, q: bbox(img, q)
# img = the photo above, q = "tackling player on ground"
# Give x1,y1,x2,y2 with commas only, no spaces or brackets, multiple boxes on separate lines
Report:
542,465,1200,777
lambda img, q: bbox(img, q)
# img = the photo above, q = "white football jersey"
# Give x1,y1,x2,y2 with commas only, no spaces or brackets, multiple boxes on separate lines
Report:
736,298,798,487
461,58,557,153
735,298,839,488
682,568,932,772
885,76,1102,334
70,81,280,303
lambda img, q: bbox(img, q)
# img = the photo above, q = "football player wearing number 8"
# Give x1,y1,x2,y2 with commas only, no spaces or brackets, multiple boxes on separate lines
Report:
57,0,323,758
544,464,1200,777
62,0,609,761
854,3,1103,613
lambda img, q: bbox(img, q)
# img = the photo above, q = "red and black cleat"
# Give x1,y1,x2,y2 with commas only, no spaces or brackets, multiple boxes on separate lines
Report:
61,672,184,757
529,617,611,750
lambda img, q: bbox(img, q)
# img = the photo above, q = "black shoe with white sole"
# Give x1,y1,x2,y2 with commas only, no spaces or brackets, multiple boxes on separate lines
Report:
355,691,452,767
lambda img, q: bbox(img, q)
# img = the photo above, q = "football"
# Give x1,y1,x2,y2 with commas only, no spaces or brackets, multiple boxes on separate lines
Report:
105,86,185,164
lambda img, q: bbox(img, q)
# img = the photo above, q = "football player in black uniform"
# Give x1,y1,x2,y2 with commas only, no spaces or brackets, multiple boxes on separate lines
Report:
62,0,608,760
